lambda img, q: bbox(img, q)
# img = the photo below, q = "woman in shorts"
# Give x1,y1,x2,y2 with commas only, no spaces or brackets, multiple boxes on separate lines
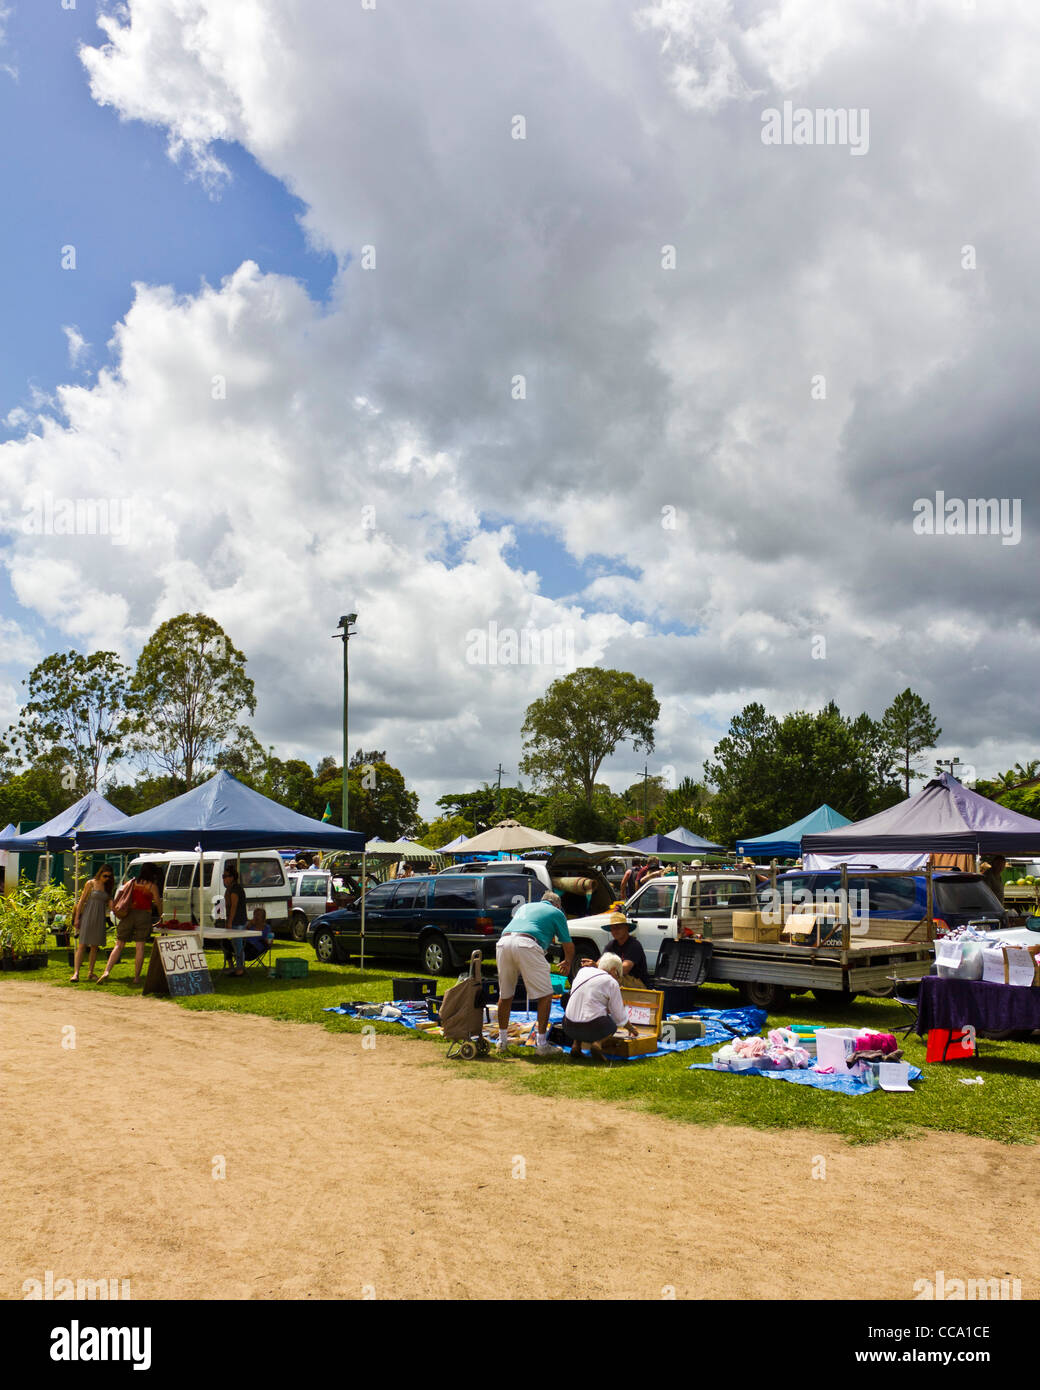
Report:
97,864,162,985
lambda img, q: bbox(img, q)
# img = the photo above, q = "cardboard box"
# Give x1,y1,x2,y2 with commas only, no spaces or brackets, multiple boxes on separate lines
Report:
781,910,843,947
599,987,665,1058
1000,944,1040,987
732,910,783,943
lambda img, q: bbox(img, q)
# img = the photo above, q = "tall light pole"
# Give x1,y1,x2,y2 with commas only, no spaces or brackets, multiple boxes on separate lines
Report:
937,757,961,779
334,614,357,828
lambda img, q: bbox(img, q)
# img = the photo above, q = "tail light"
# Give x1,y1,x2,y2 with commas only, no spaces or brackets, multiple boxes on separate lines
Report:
476,915,495,934
286,897,292,917
326,898,337,912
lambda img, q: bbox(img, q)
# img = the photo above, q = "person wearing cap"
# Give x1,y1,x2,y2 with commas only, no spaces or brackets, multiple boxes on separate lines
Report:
563,953,639,1062
496,891,574,1057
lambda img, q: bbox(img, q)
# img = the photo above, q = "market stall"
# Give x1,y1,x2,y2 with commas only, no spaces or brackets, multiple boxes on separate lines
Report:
75,771,366,977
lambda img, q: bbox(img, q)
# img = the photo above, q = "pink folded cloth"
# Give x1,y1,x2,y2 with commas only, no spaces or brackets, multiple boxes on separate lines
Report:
853,1032,897,1054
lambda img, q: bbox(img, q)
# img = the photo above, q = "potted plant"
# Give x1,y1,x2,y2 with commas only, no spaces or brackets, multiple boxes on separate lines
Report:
0,877,70,970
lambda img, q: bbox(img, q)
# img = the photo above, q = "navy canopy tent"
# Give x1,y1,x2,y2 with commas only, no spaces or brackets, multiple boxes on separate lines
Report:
802,773,1040,859
75,771,366,853
0,790,127,852
736,804,851,860
625,832,724,856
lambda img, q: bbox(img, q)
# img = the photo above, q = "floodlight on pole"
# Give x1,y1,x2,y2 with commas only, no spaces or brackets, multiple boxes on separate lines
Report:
333,614,358,829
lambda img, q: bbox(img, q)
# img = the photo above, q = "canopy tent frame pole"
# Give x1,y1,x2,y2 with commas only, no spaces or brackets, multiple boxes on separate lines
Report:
360,850,366,970
197,843,204,931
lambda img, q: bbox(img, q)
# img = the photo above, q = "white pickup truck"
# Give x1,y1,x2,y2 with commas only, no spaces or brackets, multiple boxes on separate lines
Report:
561,870,932,1010
563,872,755,972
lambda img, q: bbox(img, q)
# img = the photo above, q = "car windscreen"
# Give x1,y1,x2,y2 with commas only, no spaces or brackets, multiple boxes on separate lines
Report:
935,878,1003,914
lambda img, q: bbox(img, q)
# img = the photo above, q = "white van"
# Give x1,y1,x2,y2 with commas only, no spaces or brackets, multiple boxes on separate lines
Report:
126,851,292,935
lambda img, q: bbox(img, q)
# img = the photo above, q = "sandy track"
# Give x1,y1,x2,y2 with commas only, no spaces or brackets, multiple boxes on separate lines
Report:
2,983,1036,1301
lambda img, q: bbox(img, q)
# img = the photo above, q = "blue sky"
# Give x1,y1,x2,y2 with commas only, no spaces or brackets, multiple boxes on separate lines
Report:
0,3,335,442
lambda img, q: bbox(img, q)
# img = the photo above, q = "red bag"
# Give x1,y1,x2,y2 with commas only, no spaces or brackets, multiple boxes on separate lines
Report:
925,1027,975,1062
113,880,135,920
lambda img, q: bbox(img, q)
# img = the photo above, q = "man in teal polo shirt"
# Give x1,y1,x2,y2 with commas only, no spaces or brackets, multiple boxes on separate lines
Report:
496,891,574,1056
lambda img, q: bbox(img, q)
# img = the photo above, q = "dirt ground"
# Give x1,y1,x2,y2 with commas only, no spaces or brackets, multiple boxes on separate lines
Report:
2,983,1037,1301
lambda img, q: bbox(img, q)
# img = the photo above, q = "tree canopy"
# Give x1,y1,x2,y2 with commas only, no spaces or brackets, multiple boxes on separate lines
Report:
520,667,659,805
129,613,256,790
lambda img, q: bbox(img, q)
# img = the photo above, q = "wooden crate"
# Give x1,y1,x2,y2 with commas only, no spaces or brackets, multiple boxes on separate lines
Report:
599,987,665,1058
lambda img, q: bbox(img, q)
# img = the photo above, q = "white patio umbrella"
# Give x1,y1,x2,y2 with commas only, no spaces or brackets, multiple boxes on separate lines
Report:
451,819,573,854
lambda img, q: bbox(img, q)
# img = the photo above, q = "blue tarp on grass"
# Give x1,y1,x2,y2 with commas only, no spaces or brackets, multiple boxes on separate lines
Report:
688,1061,924,1095
323,1001,768,1061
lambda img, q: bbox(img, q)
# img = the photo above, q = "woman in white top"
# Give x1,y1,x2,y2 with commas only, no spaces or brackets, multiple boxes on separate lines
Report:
563,953,639,1062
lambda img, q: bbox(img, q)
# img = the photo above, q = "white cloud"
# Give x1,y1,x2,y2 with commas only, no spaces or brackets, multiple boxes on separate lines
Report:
62,325,90,367
1,0,1038,810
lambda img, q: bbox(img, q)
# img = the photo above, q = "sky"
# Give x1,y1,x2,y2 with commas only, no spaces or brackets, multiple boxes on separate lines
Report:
0,0,1038,819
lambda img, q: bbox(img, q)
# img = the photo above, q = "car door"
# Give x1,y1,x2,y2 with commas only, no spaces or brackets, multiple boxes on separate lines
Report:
381,878,426,959
625,879,677,970
299,872,328,920
352,881,396,956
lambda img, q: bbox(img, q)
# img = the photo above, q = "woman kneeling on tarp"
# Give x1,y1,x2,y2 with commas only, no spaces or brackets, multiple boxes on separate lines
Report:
563,954,639,1062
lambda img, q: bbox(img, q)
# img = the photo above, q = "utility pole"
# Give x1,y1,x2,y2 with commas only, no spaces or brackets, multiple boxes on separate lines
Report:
643,762,649,833
334,614,358,828
494,763,505,816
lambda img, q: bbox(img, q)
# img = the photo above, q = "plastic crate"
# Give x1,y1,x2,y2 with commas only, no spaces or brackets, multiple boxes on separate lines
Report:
654,939,710,986
275,957,309,980
392,977,437,1001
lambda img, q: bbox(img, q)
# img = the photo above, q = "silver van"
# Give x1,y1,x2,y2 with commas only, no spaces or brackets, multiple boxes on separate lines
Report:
127,851,292,935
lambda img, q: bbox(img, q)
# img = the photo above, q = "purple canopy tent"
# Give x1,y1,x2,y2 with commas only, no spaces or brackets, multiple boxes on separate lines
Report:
802,772,1040,868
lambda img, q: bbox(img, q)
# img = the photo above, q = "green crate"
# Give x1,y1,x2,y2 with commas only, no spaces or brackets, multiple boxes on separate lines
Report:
274,957,309,980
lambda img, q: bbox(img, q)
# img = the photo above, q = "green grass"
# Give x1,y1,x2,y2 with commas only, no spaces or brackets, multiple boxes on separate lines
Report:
9,943,1040,1146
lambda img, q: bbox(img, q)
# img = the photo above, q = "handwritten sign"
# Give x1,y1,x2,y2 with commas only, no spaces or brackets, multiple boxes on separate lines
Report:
143,932,213,996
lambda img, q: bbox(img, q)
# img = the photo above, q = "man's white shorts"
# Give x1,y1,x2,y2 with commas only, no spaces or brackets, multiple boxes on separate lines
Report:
496,932,553,1001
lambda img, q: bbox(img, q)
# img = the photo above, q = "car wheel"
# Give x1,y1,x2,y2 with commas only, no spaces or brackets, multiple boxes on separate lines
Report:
290,912,309,943
739,980,790,1010
420,933,454,976
313,928,343,965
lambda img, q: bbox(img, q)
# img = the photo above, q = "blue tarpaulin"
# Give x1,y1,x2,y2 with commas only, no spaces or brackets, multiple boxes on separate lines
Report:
688,1061,924,1095
75,770,366,853
323,1001,768,1061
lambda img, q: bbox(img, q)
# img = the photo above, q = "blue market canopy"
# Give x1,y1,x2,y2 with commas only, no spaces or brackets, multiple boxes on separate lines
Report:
662,826,726,853
75,771,366,853
624,832,724,857
802,773,1040,857
736,804,852,860
0,791,128,853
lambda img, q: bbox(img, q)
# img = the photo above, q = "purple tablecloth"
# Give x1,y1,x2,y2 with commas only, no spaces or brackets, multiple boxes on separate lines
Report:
915,976,1040,1035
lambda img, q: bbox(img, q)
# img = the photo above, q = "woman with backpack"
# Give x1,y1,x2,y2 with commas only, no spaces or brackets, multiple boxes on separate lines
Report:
97,863,162,985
